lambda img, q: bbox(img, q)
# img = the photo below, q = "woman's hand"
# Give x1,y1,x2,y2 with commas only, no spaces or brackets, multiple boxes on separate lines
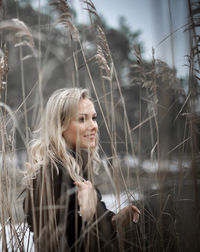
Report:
74,180,97,221
112,205,140,228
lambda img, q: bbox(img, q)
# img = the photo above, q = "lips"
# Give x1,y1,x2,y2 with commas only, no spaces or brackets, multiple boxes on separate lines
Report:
84,134,96,140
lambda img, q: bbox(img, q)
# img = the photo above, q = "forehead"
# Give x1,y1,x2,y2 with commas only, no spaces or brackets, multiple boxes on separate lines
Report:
78,98,95,113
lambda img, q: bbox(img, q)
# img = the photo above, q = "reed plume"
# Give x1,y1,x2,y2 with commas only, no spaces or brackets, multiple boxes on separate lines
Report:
83,0,98,18
49,0,80,41
0,18,34,49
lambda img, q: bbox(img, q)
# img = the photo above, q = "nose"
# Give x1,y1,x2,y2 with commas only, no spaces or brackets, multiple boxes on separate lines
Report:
88,119,98,131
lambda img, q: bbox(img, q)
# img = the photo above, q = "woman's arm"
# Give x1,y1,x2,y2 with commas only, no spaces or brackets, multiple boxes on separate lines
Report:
23,163,75,251
75,181,115,240
74,180,97,221
111,205,140,228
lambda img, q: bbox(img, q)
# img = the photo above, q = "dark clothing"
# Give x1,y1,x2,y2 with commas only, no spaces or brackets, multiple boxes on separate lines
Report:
23,162,117,252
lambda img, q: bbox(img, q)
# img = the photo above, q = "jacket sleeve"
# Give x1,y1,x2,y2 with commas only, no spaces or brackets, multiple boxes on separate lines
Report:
94,188,117,242
23,163,75,251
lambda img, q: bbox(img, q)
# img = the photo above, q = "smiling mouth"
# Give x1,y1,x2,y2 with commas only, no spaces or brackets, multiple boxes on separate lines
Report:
84,134,95,139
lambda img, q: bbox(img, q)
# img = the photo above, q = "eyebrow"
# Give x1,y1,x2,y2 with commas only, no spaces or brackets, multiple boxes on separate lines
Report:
78,112,97,116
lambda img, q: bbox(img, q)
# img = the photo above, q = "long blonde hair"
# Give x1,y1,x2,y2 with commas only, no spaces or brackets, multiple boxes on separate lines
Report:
26,88,99,182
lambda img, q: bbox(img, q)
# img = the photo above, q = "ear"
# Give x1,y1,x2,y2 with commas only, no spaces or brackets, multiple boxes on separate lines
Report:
62,125,67,136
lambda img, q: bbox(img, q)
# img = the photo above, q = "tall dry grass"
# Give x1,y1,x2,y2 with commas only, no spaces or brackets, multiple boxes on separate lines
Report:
0,0,199,251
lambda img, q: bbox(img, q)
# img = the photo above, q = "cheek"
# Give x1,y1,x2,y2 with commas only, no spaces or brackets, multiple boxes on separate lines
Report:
63,123,78,144
71,123,85,139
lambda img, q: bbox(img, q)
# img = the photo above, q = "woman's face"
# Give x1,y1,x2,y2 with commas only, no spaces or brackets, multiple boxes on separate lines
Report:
63,98,98,149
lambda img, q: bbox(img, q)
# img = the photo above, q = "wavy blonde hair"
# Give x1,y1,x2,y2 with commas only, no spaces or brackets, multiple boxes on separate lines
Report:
25,88,99,182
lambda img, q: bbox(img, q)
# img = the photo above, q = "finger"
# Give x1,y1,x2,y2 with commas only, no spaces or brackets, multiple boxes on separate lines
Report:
74,181,81,187
74,181,85,190
131,206,140,223
84,180,92,186
131,205,141,215
133,212,140,223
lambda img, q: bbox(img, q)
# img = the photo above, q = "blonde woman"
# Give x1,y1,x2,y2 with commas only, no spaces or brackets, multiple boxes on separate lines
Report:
23,88,140,252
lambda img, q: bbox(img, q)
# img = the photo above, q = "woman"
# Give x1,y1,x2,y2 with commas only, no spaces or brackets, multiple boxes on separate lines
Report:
24,88,140,252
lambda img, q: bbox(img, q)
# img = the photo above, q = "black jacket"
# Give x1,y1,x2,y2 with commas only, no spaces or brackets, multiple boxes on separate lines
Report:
23,161,117,252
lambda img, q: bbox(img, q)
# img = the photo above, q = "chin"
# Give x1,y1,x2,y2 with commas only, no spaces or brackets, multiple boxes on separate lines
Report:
82,142,96,149
90,144,96,149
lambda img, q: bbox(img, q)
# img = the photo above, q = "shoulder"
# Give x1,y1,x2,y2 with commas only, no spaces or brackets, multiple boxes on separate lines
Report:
31,160,73,189
47,160,74,185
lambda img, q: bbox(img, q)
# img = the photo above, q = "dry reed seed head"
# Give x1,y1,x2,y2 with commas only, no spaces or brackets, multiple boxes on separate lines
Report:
97,26,112,63
143,79,157,94
130,62,146,86
84,0,97,12
96,26,112,78
133,43,143,64
130,44,146,86
63,20,80,41
96,45,111,77
0,18,34,49
83,0,99,18
154,60,181,90
50,0,71,14
54,18,80,41
131,64,144,76
50,0,80,41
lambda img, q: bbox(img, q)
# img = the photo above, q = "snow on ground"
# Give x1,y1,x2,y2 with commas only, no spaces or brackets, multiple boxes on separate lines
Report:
142,159,191,173
0,223,34,252
102,191,141,213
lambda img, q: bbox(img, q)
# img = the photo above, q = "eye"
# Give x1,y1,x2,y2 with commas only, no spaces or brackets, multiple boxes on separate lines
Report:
78,117,85,123
92,115,97,121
